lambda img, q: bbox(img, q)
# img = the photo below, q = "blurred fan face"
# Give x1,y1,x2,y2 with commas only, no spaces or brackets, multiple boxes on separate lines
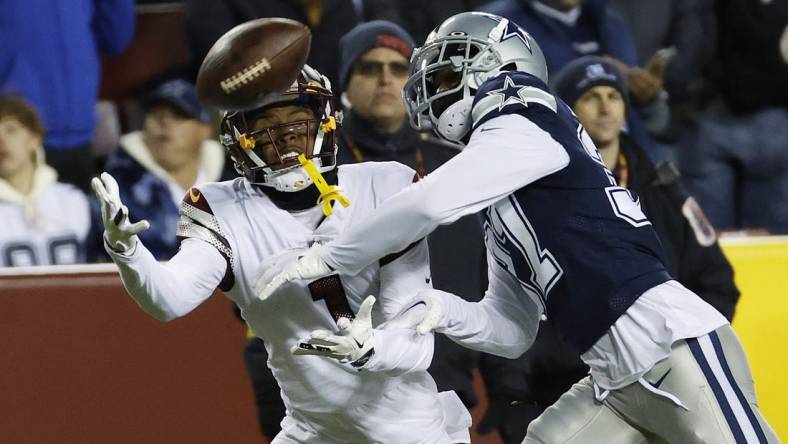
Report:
247,105,319,171
0,117,39,178
573,86,626,147
346,47,410,131
143,104,210,173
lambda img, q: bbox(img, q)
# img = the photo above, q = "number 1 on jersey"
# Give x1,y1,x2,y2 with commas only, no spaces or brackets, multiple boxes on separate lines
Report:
308,275,355,321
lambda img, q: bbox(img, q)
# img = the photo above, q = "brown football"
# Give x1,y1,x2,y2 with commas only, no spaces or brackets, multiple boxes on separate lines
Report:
196,18,311,111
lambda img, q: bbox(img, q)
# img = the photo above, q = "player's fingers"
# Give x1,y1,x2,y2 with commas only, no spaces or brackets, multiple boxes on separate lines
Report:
291,342,337,357
309,330,337,342
127,219,150,235
100,172,120,202
336,317,352,331
416,303,442,335
356,295,376,323
259,274,285,301
91,177,111,204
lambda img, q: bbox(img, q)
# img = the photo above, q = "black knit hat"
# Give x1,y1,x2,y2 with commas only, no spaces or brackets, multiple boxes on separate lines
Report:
338,20,415,90
551,56,629,108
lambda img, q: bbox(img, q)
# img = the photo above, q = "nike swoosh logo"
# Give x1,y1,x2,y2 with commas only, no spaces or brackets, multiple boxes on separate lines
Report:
354,339,364,348
189,188,201,203
480,127,502,133
650,368,672,389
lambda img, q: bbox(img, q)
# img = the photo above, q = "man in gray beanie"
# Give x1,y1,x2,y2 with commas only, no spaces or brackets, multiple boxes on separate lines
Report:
477,55,740,444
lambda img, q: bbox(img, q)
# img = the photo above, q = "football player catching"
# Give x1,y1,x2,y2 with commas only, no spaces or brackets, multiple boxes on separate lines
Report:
261,13,779,444
93,65,471,443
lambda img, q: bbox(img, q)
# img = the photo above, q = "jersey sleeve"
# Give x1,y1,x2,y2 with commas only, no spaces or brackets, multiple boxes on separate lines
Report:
107,237,227,321
176,187,235,291
428,251,542,359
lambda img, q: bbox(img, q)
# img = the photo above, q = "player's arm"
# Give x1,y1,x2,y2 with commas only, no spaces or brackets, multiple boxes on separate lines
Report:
415,252,541,359
93,173,226,321
322,113,569,276
108,238,226,321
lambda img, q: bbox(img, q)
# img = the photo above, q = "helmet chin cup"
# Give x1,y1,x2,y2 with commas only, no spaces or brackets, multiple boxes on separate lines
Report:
433,96,474,144
266,165,314,192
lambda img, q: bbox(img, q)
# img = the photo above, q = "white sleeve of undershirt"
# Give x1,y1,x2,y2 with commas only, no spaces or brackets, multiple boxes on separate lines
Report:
106,237,227,322
323,113,569,275
431,258,542,359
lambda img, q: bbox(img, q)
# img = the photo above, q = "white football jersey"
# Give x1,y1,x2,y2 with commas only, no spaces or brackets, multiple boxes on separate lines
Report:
0,182,91,267
177,162,432,413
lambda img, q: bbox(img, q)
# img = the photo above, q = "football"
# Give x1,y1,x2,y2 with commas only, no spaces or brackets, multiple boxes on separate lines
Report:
196,17,311,111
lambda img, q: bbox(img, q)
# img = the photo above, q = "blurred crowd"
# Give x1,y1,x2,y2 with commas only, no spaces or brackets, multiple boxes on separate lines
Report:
1,0,785,442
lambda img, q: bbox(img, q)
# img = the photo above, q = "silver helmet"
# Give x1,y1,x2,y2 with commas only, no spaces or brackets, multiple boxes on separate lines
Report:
404,12,548,144
220,64,340,192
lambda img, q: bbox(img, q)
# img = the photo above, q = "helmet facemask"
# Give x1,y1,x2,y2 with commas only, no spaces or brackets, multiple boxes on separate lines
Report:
221,66,339,192
405,36,493,144
403,13,548,146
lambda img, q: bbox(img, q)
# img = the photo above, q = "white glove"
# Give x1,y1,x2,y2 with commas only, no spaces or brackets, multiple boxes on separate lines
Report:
291,295,376,368
257,243,333,301
91,172,150,254
413,290,445,335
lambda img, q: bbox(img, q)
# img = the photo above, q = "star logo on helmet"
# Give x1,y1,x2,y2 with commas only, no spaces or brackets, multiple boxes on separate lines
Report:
501,21,533,53
486,75,530,111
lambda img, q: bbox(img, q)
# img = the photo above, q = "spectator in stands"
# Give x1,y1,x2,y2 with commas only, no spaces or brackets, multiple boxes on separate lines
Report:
0,96,92,267
677,0,788,233
337,19,487,408
104,80,228,260
0,0,135,192
477,56,740,443
479,0,670,152
184,0,360,90
607,0,715,108
365,0,490,45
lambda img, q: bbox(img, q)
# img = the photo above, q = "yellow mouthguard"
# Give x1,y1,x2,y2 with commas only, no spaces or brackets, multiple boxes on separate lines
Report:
298,154,350,216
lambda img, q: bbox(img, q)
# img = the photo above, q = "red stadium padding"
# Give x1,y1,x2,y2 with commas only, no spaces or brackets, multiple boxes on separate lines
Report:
0,265,262,443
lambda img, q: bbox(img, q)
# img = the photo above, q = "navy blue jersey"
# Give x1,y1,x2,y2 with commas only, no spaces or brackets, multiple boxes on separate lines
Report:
472,72,671,352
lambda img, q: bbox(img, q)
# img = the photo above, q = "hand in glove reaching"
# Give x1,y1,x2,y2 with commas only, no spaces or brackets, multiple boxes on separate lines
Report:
91,172,150,254
292,295,377,368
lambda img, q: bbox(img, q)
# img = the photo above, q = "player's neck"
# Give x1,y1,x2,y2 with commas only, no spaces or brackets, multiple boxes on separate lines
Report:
597,137,621,171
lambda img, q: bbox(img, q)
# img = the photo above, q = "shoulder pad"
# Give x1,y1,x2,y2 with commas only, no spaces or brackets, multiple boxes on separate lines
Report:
182,187,213,214
471,71,557,130
177,187,234,267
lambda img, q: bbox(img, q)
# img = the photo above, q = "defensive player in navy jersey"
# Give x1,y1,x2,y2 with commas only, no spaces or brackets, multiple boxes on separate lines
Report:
260,12,779,444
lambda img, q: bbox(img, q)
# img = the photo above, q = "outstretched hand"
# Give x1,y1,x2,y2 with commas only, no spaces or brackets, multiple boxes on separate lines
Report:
91,172,150,254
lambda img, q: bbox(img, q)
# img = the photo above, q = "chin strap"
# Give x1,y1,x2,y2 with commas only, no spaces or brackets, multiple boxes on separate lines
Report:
298,154,349,216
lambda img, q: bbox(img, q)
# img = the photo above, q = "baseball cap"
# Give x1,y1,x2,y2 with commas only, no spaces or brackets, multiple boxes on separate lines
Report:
144,79,211,123
551,56,629,108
